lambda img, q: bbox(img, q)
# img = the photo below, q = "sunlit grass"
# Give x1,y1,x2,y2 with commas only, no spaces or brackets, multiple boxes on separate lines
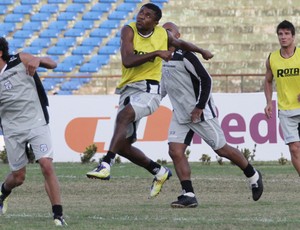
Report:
0,161,298,230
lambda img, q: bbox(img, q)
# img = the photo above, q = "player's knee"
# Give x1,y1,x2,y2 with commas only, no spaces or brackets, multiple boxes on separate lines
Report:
168,146,183,160
289,142,300,155
214,143,231,158
116,105,135,124
39,159,54,177
288,143,300,160
12,171,26,186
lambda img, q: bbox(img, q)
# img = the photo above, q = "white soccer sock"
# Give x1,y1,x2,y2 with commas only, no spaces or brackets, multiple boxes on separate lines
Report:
183,192,195,197
101,162,111,171
248,170,259,185
155,166,167,178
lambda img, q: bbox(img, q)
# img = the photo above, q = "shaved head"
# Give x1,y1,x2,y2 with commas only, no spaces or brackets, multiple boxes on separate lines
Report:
163,22,180,39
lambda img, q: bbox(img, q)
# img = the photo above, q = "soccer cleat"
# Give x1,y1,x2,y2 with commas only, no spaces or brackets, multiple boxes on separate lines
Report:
149,167,172,198
54,216,68,226
250,170,263,201
86,163,110,180
0,192,8,215
171,193,198,208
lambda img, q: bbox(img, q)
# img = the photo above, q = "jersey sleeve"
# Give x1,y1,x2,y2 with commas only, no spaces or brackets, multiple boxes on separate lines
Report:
183,52,212,109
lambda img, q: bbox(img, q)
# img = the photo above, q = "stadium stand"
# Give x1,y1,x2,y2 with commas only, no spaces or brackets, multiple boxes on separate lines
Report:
3,0,299,95
39,4,59,13
65,4,85,13
30,12,52,21
22,46,43,55
0,0,14,5
48,21,69,31
90,3,111,12
47,0,66,3
62,55,85,65
13,30,33,39
47,45,68,55
0,5,7,14
13,5,32,14
56,37,76,47
81,37,102,46
4,13,24,23
8,38,25,49
72,45,95,55
0,0,150,94
31,38,52,48
23,21,42,31
0,23,16,33
21,0,39,3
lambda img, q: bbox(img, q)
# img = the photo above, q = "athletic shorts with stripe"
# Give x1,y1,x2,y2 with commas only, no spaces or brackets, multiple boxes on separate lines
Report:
279,114,300,144
168,114,226,150
4,125,54,171
117,84,160,143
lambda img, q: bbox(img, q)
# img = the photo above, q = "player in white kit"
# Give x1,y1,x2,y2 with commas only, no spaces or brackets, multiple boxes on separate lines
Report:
0,37,67,226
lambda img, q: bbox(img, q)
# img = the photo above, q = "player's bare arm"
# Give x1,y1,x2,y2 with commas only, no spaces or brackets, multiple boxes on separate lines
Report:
167,31,214,60
264,58,274,119
20,52,57,76
190,107,203,123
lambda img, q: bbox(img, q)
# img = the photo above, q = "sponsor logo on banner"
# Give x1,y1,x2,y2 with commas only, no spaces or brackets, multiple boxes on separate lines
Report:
65,106,172,153
47,94,288,162
64,100,283,154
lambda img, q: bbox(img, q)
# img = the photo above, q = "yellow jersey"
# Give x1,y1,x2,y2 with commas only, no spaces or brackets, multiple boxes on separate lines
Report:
117,22,168,89
270,47,300,110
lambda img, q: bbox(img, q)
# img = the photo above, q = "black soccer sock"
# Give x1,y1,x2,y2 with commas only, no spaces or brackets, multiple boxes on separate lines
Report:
52,205,63,219
145,160,161,175
181,180,194,194
102,151,116,165
243,163,256,178
1,183,11,198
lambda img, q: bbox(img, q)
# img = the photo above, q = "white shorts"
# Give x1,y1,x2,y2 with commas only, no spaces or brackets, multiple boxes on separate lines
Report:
168,114,226,150
117,86,160,142
4,125,54,171
279,114,300,144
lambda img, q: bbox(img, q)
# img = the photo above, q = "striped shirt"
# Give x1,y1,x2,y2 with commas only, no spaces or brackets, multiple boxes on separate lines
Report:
161,48,217,124
0,54,49,134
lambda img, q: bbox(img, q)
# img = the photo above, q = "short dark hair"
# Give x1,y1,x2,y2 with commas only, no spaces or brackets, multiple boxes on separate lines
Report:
142,3,162,21
0,37,10,62
277,20,295,36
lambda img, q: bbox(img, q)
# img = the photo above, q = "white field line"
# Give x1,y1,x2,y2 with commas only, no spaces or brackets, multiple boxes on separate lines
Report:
1,213,291,224
87,215,290,224
55,174,300,184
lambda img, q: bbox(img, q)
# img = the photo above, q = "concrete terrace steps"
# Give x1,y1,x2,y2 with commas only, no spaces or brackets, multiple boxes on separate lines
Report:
77,0,300,94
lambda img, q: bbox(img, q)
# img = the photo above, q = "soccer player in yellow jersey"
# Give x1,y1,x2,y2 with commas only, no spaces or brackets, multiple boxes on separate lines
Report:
87,3,213,198
264,20,300,175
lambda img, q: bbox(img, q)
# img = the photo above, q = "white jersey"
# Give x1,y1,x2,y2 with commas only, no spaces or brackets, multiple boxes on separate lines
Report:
161,48,217,124
0,54,49,134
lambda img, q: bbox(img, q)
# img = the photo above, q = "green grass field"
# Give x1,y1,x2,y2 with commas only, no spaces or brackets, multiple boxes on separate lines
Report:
0,161,299,230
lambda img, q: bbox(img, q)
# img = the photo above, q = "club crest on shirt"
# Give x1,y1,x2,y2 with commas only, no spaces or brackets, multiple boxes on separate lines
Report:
9,56,17,62
40,144,48,152
4,80,13,90
175,49,183,55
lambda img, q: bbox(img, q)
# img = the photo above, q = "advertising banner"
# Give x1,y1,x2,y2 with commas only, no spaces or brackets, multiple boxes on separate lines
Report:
47,92,288,162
